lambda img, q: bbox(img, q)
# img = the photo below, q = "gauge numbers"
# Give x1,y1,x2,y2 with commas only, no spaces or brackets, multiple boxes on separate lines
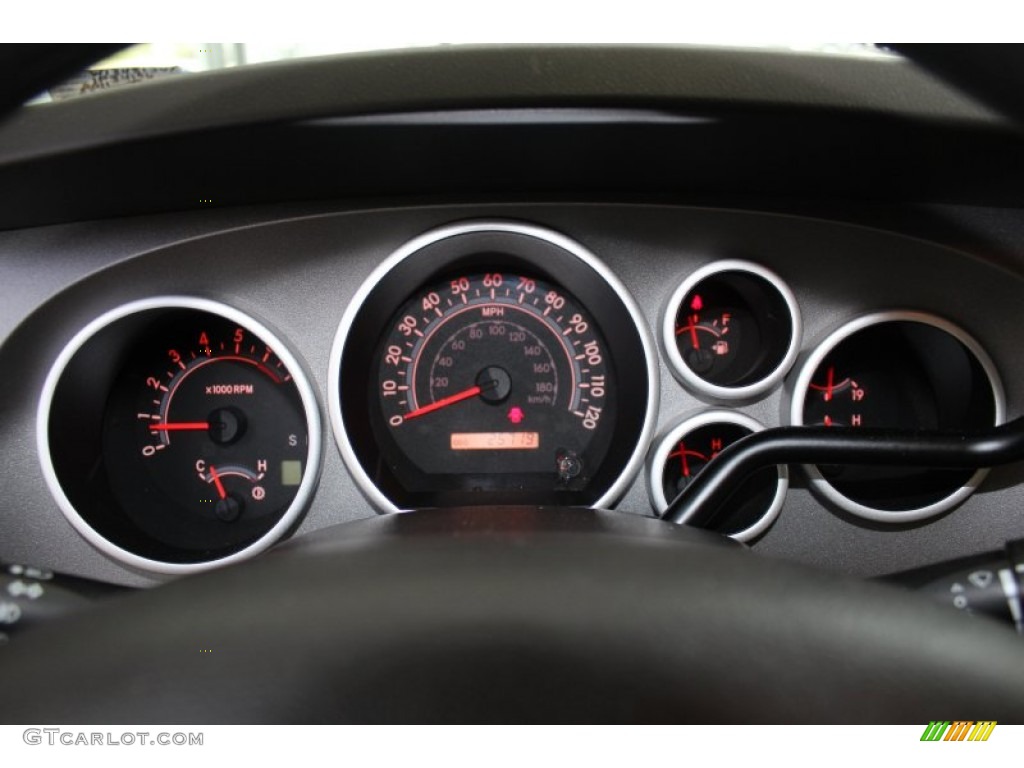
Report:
792,312,1003,522
331,221,657,511
40,298,320,573
379,272,610,483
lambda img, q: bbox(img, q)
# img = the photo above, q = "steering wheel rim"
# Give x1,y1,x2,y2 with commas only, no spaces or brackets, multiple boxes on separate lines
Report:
2,507,1022,724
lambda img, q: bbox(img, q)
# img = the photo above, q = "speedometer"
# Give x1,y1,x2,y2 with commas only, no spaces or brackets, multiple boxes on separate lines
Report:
330,221,657,511
379,272,610,481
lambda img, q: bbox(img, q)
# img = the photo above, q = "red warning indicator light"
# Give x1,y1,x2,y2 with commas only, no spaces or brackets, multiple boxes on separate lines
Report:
690,294,704,312
507,406,525,424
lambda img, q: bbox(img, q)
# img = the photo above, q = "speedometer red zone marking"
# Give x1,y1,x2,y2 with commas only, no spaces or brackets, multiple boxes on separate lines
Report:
405,302,580,413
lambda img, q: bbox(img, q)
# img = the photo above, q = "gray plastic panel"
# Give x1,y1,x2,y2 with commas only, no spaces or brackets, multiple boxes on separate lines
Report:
2,202,1024,587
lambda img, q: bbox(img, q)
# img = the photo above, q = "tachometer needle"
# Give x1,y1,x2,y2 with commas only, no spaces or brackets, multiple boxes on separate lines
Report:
208,464,227,500
150,422,210,431
403,385,483,421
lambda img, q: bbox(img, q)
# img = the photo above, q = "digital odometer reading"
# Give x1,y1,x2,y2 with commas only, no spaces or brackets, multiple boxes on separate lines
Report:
450,432,540,450
376,272,613,489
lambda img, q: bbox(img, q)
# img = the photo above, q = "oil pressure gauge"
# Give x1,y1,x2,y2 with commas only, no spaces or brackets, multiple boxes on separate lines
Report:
39,298,321,574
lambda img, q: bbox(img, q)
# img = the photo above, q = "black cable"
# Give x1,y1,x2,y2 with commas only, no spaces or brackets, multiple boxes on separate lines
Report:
661,416,1024,527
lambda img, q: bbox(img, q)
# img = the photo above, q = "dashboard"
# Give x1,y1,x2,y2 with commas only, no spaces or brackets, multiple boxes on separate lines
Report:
7,42,1024,725
4,199,1024,587
1,46,1024,597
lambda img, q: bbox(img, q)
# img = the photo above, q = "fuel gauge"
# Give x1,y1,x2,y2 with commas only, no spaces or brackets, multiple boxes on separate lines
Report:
647,411,787,542
663,260,801,400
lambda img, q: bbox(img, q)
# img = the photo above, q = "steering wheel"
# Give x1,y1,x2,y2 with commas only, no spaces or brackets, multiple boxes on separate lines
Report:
2,506,1023,723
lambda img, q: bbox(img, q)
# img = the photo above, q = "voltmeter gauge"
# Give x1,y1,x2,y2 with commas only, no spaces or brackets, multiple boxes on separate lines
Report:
663,260,801,400
39,298,322,574
647,411,786,542
791,312,1004,523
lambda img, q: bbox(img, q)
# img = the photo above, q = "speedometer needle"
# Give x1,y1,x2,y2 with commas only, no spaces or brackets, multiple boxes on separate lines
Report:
403,385,484,421
150,422,210,431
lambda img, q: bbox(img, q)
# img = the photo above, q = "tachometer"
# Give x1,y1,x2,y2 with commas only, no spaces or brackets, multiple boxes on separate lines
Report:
39,298,321,573
330,222,657,511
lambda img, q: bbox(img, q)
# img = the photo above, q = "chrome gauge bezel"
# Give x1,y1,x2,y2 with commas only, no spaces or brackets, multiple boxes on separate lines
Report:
789,310,1006,523
646,409,787,542
328,220,660,513
36,296,323,575
662,259,802,401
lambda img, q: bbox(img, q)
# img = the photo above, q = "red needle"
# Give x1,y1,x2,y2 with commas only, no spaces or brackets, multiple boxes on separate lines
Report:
825,366,834,402
689,314,700,350
150,422,210,431
403,385,482,421
208,465,227,500
679,441,691,478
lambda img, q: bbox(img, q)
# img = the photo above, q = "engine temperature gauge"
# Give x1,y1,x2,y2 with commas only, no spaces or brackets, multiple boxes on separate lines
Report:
647,411,787,542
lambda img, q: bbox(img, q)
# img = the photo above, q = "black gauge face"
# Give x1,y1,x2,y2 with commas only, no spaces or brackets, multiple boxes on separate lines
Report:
666,265,798,396
377,272,613,493
653,419,782,540
797,319,999,514
335,225,654,510
45,304,317,567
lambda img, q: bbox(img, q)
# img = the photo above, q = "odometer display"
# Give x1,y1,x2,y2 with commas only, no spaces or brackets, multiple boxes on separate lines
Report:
378,273,611,484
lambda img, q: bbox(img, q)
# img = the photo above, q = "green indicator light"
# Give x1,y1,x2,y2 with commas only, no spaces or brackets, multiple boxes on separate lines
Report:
281,460,303,487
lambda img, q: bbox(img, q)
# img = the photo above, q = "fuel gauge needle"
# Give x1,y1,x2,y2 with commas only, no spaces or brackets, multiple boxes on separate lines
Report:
150,422,210,431
208,464,228,500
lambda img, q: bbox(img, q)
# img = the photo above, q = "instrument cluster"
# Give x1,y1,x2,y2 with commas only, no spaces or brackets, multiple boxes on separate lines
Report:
35,219,1007,574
